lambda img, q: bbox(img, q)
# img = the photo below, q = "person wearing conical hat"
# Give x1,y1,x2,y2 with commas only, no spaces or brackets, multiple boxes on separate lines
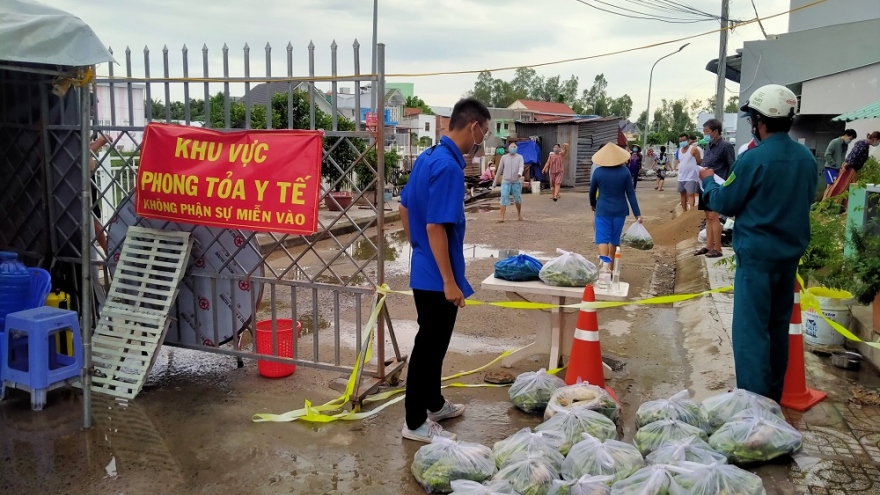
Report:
589,142,643,260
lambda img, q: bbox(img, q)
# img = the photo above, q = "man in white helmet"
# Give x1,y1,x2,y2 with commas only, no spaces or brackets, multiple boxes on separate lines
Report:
699,84,818,403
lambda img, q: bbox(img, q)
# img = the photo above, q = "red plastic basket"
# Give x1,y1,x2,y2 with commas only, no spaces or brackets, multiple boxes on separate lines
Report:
255,319,299,378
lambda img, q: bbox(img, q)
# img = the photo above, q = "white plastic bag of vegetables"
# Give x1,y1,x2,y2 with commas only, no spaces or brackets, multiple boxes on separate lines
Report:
701,389,784,433
545,382,620,423
450,479,519,495
633,419,708,456
539,249,598,287
636,390,710,432
548,475,614,495
510,369,567,414
536,408,618,455
610,465,684,495
411,436,497,493
493,428,566,470
561,434,644,484
492,452,559,495
645,436,727,466
670,462,766,495
709,408,803,464
620,223,654,251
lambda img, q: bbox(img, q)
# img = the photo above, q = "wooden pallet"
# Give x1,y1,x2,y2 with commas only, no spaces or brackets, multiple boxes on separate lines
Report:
89,227,192,399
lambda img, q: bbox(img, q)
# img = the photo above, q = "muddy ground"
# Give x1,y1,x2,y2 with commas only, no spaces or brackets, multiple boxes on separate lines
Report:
0,185,871,494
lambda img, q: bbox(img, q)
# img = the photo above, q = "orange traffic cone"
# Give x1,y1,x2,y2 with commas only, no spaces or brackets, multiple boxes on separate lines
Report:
780,279,826,411
565,285,617,403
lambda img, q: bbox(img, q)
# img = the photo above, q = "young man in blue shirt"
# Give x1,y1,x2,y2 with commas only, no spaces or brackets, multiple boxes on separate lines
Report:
700,84,818,403
399,98,491,442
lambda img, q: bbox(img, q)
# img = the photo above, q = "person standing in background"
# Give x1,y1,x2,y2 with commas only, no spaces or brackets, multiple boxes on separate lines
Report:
676,133,702,211
627,145,643,188
696,118,736,259
654,146,668,191
398,97,491,443
590,142,643,260
825,131,880,200
823,129,857,192
542,142,569,201
700,84,817,403
492,142,525,222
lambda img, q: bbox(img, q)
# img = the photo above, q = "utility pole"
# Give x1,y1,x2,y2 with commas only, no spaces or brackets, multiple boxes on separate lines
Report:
714,0,730,121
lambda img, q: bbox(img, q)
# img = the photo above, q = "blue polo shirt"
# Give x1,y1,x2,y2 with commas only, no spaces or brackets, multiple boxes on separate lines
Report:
400,136,474,297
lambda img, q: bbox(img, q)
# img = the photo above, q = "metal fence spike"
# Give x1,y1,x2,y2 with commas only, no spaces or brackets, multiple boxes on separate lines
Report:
125,46,131,55
287,42,293,50
108,46,114,54
144,45,150,54
331,40,337,49
353,39,360,48
308,41,315,50
162,45,168,53
222,43,229,51
182,44,188,53
266,42,271,51
203,43,209,52
244,42,250,51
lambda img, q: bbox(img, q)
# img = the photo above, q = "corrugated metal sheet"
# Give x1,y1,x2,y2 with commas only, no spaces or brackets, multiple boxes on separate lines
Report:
576,119,620,187
833,99,880,121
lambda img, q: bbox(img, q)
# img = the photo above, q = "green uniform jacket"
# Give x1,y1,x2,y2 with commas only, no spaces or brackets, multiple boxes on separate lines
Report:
702,133,817,271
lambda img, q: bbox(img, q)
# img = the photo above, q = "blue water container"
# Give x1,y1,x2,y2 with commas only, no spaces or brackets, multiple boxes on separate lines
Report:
0,251,30,330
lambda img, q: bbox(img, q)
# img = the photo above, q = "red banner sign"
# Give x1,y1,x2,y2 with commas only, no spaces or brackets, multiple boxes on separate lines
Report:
136,123,323,235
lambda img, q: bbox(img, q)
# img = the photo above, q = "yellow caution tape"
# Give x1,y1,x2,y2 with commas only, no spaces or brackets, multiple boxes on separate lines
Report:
797,274,880,350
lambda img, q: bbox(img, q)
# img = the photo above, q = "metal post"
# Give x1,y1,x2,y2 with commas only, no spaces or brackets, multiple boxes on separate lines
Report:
371,0,378,113
331,40,338,132
375,43,386,379
80,83,94,430
642,43,689,153
714,0,730,121
353,40,361,132
308,42,316,130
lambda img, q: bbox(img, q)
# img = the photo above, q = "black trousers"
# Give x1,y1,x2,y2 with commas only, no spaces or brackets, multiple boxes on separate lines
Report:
405,289,459,430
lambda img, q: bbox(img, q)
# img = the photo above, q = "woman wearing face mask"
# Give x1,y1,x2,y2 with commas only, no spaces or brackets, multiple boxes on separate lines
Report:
627,145,643,188
542,142,568,201
824,130,880,200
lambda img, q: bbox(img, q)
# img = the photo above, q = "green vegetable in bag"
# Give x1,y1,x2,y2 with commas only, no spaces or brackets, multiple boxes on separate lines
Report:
510,369,567,414
545,382,620,423
633,419,708,456
539,249,598,287
450,479,519,495
610,465,683,495
620,223,654,251
492,452,559,495
709,409,802,464
561,434,644,484
412,437,497,493
548,475,613,495
636,390,709,433
701,389,784,433
645,436,727,466
672,462,766,495
493,428,566,470
536,408,618,455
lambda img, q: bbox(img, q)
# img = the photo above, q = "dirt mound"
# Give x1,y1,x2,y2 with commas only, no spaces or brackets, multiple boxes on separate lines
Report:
649,208,702,246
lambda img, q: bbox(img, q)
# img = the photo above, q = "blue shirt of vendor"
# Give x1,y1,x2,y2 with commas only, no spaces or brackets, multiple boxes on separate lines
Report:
401,136,474,298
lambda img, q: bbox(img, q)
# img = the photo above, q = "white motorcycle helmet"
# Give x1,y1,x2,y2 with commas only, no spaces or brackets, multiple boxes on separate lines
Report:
740,84,799,119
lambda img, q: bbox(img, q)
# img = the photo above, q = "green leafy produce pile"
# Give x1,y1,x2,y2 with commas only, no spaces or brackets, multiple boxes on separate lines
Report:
510,369,567,414
633,419,708,456
701,389,784,433
412,437,497,493
560,435,644,484
609,465,681,495
673,462,766,495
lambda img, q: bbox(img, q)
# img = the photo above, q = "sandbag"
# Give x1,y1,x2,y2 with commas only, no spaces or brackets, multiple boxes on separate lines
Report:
493,428,566,470
633,419,708,456
536,408,618,455
561,434,644,484
509,369,567,414
539,249,598,287
412,437,497,493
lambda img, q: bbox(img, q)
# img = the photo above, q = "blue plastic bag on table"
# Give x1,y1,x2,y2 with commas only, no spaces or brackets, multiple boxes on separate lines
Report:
494,254,543,282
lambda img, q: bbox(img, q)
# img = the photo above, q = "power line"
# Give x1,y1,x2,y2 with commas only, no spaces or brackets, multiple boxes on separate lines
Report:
571,0,711,23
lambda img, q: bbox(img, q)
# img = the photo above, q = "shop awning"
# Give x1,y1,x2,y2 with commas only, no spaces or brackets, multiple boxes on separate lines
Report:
832,100,880,122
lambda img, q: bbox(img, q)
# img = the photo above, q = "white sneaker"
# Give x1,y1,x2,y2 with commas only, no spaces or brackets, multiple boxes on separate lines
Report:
401,419,457,443
428,400,466,422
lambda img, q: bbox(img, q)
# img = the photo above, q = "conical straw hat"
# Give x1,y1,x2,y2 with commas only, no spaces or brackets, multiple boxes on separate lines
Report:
592,142,630,167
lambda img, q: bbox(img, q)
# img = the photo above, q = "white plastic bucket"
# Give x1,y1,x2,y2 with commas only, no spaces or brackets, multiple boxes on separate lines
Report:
802,287,853,347
530,181,541,195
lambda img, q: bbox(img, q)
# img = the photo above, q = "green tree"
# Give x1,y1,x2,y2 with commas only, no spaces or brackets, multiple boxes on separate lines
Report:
609,95,633,120
404,95,434,115
468,69,583,110
704,95,740,114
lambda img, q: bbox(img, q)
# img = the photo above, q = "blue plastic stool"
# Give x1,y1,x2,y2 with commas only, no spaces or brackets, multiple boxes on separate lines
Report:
1,307,83,410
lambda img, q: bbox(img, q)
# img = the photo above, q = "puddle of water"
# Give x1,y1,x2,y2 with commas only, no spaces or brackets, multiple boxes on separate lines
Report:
297,313,331,335
605,319,632,338
465,204,500,213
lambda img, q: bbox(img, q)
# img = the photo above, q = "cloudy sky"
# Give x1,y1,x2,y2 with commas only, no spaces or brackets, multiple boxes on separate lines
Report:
56,0,794,119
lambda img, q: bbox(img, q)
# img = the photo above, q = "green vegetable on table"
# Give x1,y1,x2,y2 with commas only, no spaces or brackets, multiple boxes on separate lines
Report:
539,249,598,287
